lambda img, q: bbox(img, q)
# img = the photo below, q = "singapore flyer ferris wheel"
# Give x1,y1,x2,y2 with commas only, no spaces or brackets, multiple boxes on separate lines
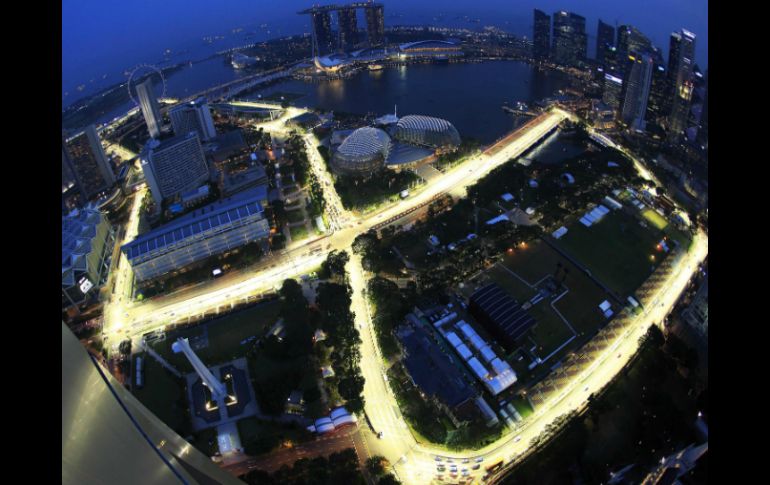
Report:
127,64,167,106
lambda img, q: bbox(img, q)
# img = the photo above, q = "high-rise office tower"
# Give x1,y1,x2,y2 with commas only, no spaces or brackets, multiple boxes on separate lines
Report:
140,132,209,205
645,61,670,130
552,11,587,67
596,20,615,65
696,69,708,150
667,29,697,137
63,125,115,201
169,97,217,141
617,25,653,59
136,78,162,139
602,73,624,114
533,9,551,61
365,4,385,47
621,53,654,130
337,7,359,51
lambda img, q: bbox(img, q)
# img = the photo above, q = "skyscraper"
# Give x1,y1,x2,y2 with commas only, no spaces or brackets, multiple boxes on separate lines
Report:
136,78,162,139
533,9,551,61
620,53,654,130
365,4,385,47
337,7,359,51
169,97,217,141
140,132,209,205
596,20,615,65
617,25,653,59
645,61,670,131
311,11,334,56
696,69,708,150
667,29,696,137
552,11,587,67
63,125,115,201
602,73,624,115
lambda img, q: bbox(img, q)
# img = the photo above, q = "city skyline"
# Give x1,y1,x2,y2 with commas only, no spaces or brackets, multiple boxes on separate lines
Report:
62,2,708,484
63,1,708,104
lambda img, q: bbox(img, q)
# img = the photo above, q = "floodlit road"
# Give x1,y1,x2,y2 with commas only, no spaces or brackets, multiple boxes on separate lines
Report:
97,103,708,484
302,132,351,231
102,109,566,343
380,230,708,484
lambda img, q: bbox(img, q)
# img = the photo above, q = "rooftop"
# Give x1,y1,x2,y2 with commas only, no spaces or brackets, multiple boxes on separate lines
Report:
122,187,265,260
398,324,474,408
469,283,536,349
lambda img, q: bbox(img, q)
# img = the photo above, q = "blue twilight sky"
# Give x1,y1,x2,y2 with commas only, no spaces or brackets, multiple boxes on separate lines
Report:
63,0,708,103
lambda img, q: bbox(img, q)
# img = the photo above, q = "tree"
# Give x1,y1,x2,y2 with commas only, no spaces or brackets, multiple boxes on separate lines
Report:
278,279,314,357
320,250,349,280
366,456,387,477
378,474,400,485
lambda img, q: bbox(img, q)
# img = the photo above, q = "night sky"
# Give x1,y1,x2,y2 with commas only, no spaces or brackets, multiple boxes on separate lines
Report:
63,0,707,101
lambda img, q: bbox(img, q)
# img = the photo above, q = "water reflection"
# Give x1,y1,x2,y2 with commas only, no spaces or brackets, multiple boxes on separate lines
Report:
252,61,570,143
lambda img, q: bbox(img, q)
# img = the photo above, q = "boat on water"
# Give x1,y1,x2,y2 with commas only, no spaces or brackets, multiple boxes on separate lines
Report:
368,64,384,71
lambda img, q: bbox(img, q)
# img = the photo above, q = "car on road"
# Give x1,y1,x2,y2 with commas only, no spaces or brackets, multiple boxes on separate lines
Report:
462,459,469,464
474,457,484,463
435,456,443,462
514,436,521,442
472,464,481,470
377,431,383,439
617,353,622,359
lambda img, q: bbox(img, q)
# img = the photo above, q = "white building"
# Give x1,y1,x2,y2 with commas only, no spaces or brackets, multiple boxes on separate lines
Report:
141,132,210,205
136,78,162,139
170,97,217,141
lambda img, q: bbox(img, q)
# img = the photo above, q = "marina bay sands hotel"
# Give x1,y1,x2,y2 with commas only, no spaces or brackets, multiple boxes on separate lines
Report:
299,2,385,56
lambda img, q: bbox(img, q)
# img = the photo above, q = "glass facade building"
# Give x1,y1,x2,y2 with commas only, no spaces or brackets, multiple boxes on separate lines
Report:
533,9,551,61
621,53,654,130
393,115,461,150
596,20,615,65
332,127,391,176
552,11,587,67
667,29,697,137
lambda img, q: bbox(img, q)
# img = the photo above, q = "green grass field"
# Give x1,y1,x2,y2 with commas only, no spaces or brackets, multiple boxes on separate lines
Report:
480,240,612,361
557,210,662,297
131,356,190,434
484,264,572,357
289,225,309,241
641,208,668,230
151,300,281,372
510,396,534,420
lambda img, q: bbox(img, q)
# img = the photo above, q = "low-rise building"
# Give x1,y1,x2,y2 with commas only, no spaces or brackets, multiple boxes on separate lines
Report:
122,187,270,283
396,323,475,425
221,164,269,198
